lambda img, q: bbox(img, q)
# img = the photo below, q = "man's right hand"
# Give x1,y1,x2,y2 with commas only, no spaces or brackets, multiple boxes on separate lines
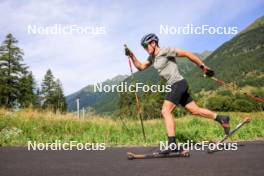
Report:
123,44,152,71
125,47,131,56
124,45,133,57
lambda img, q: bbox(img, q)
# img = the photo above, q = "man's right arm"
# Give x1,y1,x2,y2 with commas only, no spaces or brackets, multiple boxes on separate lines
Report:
130,54,152,71
125,48,152,71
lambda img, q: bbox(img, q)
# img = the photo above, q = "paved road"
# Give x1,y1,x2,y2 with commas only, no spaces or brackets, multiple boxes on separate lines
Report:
1,141,264,176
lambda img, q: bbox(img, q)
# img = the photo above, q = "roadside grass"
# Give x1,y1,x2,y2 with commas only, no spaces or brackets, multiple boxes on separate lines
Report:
0,108,263,146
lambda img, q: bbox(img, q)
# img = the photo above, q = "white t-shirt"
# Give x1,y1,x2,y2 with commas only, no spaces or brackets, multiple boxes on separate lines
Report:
148,47,184,85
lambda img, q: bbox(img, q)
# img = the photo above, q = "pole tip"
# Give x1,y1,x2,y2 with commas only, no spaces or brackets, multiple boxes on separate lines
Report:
244,117,251,123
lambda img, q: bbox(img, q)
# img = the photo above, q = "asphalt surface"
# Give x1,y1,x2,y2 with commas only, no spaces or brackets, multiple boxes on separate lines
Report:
1,141,264,176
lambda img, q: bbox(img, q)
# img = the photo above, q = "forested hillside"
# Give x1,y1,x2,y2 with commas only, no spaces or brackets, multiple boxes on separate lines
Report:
185,16,264,92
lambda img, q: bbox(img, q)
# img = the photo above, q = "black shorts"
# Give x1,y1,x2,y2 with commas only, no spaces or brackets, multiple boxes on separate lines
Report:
165,79,193,106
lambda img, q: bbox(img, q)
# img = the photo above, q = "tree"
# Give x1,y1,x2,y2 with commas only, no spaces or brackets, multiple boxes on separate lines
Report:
41,69,56,110
18,71,37,107
41,69,67,112
0,33,27,107
34,88,42,108
53,79,67,112
206,96,233,111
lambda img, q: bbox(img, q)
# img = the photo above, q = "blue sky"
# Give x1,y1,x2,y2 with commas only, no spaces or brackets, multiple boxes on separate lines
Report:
0,0,263,95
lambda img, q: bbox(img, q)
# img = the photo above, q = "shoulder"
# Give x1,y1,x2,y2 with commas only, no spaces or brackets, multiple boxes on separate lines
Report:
158,47,177,57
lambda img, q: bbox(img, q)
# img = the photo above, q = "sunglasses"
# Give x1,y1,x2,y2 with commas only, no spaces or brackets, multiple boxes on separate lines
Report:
142,43,148,49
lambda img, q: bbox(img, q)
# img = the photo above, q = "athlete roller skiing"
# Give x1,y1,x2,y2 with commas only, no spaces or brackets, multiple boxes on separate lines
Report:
125,33,231,155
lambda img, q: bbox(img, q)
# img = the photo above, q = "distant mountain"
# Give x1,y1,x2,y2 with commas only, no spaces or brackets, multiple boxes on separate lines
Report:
66,75,128,112
185,15,264,92
239,16,264,35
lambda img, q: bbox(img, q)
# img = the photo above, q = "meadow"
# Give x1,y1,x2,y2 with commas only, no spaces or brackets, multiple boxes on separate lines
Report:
0,108,263,146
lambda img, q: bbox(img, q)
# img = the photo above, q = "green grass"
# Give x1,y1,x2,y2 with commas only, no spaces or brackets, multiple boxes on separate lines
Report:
0,108,264,146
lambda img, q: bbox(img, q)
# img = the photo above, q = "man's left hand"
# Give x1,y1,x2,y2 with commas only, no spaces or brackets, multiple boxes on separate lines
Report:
200,64,215,77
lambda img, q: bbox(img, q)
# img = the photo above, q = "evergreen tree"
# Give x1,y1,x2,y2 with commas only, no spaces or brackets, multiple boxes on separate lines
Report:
34,88,42,109
41,69,67,112
18,71,37,107
54,79,67,112
41,69,56,110
0,33,27,107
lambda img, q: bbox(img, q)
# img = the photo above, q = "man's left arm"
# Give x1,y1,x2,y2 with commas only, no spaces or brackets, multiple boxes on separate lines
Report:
175,48,214,77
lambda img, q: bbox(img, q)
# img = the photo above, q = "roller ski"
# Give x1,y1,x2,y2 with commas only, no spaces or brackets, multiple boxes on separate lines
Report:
127,151,190,160
127,147,190,160
208,117,251,153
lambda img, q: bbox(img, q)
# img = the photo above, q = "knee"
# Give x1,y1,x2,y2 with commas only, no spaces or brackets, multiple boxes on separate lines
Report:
161,108,172,117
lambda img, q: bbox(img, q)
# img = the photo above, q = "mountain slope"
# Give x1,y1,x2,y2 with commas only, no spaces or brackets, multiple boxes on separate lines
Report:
66,75,128,112
185,15,264,92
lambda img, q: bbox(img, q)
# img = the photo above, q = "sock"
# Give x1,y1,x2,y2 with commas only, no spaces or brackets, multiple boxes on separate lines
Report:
168,136,176,145
215,115,221,123
215,115,230,135
215,115,229,124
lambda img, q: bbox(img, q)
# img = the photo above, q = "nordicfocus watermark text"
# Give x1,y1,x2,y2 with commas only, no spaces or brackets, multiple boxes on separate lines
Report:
93,82,171,93
27,24,106,35
160,24,238,35
27,140,106,151
160,140,238,151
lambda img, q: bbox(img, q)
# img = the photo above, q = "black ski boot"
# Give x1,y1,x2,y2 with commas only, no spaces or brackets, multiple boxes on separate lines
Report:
157,144,189,156
156,136,189,156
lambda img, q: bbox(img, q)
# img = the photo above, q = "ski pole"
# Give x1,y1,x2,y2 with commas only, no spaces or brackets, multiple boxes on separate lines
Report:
205,75,264,103
124,44,146,142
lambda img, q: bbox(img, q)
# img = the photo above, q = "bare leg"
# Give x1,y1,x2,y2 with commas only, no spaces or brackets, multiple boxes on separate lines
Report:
161,100,176,136
185,101,231,134
185,101,217,119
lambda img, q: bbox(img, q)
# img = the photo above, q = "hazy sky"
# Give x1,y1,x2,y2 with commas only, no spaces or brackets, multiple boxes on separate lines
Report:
0,0,263,95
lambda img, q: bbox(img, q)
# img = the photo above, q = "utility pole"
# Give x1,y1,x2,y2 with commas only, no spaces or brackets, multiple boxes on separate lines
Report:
82,107,85,119
76,97,80,118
